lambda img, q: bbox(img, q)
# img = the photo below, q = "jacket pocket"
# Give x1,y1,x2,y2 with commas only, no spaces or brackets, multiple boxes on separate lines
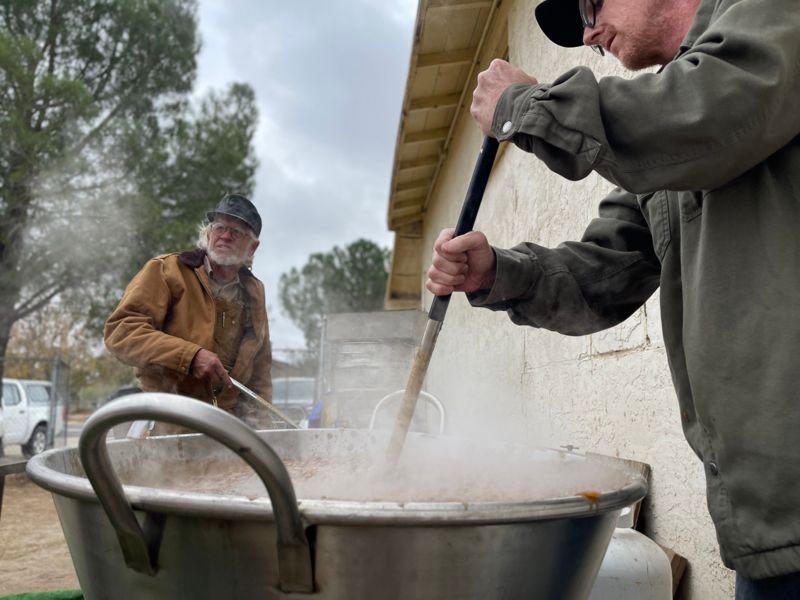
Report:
679,190,703,222
637,190,672,261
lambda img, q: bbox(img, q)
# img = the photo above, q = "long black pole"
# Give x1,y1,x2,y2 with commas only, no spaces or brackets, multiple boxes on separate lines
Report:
427,135,500,321
386,136,500,466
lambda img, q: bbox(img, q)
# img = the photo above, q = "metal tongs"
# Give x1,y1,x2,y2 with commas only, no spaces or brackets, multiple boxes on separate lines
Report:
230,377,301,430
125,377,301,438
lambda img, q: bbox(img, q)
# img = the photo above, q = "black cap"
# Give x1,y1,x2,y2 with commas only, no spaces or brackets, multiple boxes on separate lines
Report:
206,194,261,237
535,0,584,48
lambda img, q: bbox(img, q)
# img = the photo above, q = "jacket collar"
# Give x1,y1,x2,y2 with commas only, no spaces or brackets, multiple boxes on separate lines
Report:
678,0,716,55
178,248,206,269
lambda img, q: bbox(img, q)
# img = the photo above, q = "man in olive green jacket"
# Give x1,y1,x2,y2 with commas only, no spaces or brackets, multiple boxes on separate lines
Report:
427,0,800,595
105,194,272,428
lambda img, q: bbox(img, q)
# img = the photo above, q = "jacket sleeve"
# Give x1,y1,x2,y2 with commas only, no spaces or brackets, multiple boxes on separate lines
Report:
493,0,800,192
104,258,201,375
468,188,661,335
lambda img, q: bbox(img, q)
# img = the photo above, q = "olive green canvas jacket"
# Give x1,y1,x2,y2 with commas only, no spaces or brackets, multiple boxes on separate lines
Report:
471,0,800,578
105,249,272,410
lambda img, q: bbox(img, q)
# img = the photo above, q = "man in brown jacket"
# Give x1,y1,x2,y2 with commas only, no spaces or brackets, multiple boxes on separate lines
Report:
105,194,272,429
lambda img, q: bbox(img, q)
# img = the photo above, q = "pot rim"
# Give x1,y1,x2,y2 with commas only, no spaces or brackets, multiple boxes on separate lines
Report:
26,443,647,526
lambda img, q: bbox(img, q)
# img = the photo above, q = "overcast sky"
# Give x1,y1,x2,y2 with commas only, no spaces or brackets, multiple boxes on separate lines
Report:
194,1,418,351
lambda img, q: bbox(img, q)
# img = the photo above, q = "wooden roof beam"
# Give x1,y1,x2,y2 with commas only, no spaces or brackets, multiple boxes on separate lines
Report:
394,178,430,193
393,196,426,210
404,127,449,144
390,212,424,229
398,155,440,172
391,203,425,219
428,0,492,10
416,48,475,69
395,186,430,200
408,93,461,112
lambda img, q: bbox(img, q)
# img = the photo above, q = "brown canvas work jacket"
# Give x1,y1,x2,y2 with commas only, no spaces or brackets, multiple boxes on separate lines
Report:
105,249,272,412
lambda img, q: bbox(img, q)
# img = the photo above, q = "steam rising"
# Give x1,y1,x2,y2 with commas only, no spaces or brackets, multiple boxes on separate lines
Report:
104,309,604,505
120,429,635,505
18,150,140,320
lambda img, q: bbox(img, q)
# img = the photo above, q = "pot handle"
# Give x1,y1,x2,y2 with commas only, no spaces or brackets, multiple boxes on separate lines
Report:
79,393,314,593
369,390,446,435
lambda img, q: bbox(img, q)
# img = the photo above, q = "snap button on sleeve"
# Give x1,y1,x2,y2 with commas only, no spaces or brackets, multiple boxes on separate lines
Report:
502,121,512,134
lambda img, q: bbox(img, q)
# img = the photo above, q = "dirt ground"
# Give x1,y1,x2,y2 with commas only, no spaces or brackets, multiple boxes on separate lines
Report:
0,474,80,596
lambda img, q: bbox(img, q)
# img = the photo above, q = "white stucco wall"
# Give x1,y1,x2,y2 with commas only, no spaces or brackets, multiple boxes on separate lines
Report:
418,1,735,597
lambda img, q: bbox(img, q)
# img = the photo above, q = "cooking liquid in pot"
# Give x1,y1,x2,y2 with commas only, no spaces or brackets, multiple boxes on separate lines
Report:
143,441,632,505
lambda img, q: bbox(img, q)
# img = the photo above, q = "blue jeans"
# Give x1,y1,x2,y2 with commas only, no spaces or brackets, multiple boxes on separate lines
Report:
736,572,800,599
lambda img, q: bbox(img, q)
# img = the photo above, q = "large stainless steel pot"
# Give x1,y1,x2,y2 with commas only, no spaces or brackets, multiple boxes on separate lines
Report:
27,394,648,600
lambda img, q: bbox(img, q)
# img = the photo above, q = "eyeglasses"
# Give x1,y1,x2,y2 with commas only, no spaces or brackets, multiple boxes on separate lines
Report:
210,222,251,241
578,0,605,56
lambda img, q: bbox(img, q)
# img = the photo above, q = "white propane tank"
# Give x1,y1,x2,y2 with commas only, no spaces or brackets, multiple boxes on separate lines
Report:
588,507,673,600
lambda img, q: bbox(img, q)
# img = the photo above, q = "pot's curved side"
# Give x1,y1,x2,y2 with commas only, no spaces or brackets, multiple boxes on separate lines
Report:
48,491,620,600
26,393,649,599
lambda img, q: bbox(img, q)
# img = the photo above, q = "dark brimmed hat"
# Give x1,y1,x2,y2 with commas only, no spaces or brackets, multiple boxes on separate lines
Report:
535,0,584,48
206,193,261,238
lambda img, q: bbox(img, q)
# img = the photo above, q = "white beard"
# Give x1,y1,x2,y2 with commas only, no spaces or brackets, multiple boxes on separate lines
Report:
207,247,248,267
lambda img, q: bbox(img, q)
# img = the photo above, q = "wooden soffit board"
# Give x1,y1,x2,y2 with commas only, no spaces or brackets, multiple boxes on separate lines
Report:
384,0,507,310
386,0,505,233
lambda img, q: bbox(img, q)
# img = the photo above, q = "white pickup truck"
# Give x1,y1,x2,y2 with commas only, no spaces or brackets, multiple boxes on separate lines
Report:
1,378,66,457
